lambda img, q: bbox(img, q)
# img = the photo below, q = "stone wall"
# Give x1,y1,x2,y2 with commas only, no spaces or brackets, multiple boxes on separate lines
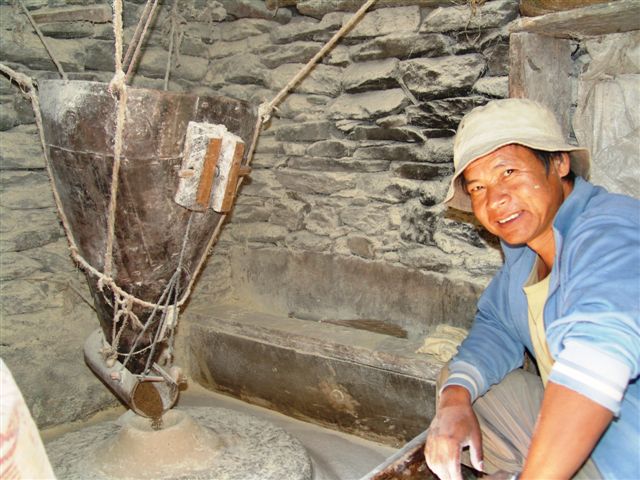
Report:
0,0,519,428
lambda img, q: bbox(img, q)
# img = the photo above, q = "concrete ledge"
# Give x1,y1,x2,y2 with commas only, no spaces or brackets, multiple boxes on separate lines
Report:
185,303,444,445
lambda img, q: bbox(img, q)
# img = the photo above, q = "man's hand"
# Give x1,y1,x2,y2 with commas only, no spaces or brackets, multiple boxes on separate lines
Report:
424,385,484,480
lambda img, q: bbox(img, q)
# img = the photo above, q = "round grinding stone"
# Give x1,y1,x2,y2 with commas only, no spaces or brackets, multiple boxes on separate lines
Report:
46,407,313,480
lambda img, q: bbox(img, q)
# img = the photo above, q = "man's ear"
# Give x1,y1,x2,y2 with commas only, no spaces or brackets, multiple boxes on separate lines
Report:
555,152,571,178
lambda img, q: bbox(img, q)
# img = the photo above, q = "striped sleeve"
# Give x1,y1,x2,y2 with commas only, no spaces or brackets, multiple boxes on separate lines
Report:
441,360,487,402
548,340,631,415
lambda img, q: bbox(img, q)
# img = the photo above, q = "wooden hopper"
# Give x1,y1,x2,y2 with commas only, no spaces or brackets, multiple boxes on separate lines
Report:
38,80,258,414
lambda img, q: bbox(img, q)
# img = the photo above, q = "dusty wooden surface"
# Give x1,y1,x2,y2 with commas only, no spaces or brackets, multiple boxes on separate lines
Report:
519,0,611,17
509,32,572,135
511,0,640,38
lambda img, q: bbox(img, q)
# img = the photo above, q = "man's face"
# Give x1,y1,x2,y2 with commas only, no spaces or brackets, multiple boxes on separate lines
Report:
462,144,570,252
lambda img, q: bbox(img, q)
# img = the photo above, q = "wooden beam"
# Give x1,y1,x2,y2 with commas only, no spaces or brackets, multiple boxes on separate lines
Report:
509,32,573,135
510,0,640,39
520,0,611,17
29,5,113,23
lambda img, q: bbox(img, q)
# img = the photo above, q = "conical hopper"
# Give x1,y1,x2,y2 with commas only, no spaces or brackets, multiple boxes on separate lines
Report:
38,80,258,413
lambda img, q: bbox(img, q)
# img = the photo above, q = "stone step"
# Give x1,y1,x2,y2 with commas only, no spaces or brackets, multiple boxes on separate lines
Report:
184,302,443,446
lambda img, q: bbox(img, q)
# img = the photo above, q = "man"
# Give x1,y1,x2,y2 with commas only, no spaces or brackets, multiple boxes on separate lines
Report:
424,98,639,479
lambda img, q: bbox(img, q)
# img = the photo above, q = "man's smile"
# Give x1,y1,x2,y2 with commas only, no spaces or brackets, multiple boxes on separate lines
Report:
497,212,521,225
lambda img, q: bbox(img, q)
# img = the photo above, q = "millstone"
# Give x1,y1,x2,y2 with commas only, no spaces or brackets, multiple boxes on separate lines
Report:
46,406,313,480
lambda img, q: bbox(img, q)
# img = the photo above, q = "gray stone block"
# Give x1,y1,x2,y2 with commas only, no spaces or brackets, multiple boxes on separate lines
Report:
340,207,389,236
0,208,63,252
284,230,332,252
84,40,115,71
270,16,324,44
220,0,292,24
217,18,279,41
398,246,452,273
0,251,42,281
237,170,285,199
138,47,209,81
350,32,455,62
267,63,342,97
329,89,409,120
353,140,452,164
306,139,355,158
276,93,331,119
0,125,44,170
342,58,399,93
420,0,519,33
39,21,94,39
228,222,289,243
394,162,452,181
345,235,375,259
227,54,269,85
30,4,112,23
287,156,391,173
361,175,423,204
178,0,226,22
406,95,488,129
275,169,357,195
209,34,270,59
268,197,309,231
345,6,420,39
0,170,55,209
274,120,336,142
400,54,486,99
348,125,426,143
473,75,509,98
0,277,65,315
0,32,87,72
257,41,323,69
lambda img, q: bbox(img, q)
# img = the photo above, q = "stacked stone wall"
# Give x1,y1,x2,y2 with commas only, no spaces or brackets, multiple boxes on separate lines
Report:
0,0,518,427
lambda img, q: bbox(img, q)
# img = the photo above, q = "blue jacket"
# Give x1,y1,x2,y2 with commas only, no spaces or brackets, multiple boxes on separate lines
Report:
445,177,640,479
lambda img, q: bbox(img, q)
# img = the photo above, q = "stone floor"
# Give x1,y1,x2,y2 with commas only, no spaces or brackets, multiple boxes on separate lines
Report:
42,381,398,480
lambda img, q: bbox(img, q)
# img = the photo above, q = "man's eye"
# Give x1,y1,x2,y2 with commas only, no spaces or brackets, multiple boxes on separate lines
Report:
468,185,484,195
503,169,515,177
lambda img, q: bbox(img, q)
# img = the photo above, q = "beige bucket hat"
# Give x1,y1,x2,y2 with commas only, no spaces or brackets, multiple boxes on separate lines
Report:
444,98,591,212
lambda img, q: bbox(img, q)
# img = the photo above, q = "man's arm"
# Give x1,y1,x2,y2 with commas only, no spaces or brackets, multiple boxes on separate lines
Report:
521,381,612,479
424,385,484,480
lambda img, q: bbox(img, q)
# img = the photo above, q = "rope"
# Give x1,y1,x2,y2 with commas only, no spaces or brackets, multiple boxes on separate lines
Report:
122,0,154,72
17,0,67,80
163,0,179,91
125,0,160,83
2,0,379,374
0,62,81,261
104,0,128,279
245,0,378,164
257,0,378,124
1,62,221,316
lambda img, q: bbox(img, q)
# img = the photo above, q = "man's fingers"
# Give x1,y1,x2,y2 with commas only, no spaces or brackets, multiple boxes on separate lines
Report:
424,438,463,480
469,443,484,473
445,456,464,480
468,427,484,472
